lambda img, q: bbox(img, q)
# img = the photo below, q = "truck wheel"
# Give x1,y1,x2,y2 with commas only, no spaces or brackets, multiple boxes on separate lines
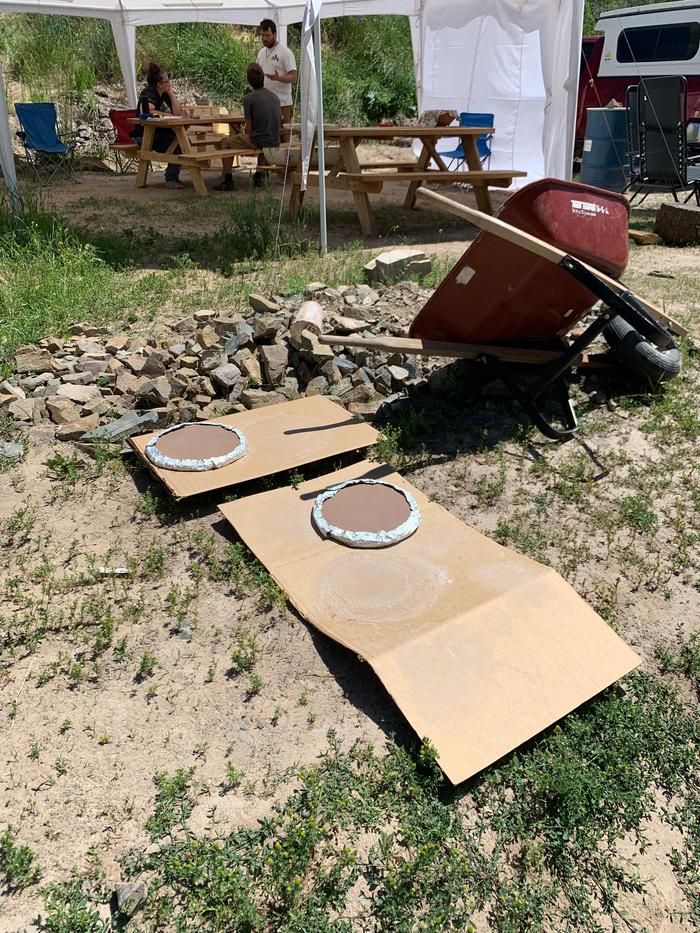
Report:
603,314,681,382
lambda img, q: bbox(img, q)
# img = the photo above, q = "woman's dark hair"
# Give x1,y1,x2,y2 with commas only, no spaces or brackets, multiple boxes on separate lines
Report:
247,63,265,90
146,63,168,86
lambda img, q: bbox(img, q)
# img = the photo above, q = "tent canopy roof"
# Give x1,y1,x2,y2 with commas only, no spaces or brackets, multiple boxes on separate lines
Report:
0,0,417,24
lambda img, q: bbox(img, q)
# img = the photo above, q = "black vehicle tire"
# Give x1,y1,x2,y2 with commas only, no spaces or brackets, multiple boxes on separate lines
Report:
603,313,682,382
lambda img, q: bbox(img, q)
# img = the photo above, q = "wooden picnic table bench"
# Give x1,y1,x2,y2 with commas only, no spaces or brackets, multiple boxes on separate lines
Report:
287,124,527,235
127,114,246,195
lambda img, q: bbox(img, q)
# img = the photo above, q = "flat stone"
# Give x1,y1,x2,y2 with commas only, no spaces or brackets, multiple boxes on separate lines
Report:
258,344,288,385
114,881,148,919
56,384,101,404
197,325,221,350
20,373,53,390
210,362,242,391
56,414,100,441
240,388,285,409
168,343,186,357
76,359,109,376
46,397,82,425
278,377,301,401
0,440,24,462
0,394,16,410
105,335,129,354
347,399,385,420
364,248,430,284
70,323,103,337
15,347,52,374
60,370,95,385
0,380,25,400
249,293,282,314
82,410,160,443
75,338,103,355
304,282,327,295
193,309,217,322
9,398,43,422
135,376,171,406
141,352,167,377
240,355,262,383
199,349,227,374
124,354,147,374
45,338,65,353
331,315,367,335
388,365,410,386
253,314,281,342
300,332,334,361
305,376,329,396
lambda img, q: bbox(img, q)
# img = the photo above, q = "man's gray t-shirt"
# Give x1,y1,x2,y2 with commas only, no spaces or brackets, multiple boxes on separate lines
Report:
243,87,281,149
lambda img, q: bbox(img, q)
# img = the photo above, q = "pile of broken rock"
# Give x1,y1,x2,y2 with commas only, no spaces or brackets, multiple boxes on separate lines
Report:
2,280,443,446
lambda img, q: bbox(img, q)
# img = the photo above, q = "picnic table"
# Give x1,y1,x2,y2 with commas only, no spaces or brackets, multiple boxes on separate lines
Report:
127,114,250,196
287,125,527,236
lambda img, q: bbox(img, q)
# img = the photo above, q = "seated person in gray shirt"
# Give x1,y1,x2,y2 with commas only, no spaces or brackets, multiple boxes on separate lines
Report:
215,63,281,191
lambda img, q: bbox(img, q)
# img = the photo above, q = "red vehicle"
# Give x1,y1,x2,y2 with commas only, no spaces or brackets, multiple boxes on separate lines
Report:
576,0,700,143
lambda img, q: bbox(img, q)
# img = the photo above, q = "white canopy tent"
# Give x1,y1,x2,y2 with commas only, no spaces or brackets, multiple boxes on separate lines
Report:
0,0,584,228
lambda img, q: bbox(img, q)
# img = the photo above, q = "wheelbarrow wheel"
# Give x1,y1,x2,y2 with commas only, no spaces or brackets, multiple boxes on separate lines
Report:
603,314,681,382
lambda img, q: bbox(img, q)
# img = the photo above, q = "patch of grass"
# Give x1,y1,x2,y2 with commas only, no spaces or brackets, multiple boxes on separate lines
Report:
0,827,42,893
104,673,700,931
656,627,700,697
144,768,197,841
34,874,108,933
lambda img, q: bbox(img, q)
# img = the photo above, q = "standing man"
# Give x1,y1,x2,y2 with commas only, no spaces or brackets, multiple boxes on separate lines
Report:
256,19,297,124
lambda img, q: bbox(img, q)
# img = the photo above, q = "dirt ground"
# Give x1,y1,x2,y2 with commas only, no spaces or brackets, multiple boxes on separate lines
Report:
2,156,700,930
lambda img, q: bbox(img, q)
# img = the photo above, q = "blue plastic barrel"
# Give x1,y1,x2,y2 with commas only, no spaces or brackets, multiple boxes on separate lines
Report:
580,107,629,192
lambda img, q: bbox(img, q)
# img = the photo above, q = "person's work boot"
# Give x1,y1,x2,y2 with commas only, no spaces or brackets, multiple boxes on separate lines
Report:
164,179,183,189
214,177,235,191
253,171,264,188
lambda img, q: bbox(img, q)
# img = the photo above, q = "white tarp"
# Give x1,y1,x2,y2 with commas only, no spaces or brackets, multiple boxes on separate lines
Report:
411,0,583,183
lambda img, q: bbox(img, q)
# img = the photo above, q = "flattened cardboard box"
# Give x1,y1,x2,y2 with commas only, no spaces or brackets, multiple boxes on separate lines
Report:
220,460,640,784
129,395,378,499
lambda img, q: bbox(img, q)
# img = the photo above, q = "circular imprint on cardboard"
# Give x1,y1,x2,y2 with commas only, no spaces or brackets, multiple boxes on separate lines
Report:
312,479,421,548
319,552,447,623
145,421,247,472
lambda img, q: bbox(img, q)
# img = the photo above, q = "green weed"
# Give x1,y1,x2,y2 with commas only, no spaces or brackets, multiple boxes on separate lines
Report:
0,827,42,892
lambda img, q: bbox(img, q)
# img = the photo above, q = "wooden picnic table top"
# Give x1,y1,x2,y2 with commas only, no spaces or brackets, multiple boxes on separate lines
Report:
291,124,494,139
126,114,244,128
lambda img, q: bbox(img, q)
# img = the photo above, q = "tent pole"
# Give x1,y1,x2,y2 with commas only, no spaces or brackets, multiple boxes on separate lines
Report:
312,14,327,256
0,70,20,218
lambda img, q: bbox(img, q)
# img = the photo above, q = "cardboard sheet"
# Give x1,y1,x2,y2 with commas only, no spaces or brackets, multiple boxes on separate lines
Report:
219,461,640,784
128,396,378,500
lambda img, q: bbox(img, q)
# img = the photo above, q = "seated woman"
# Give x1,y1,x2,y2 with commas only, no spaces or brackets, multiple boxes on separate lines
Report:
131,63,183,189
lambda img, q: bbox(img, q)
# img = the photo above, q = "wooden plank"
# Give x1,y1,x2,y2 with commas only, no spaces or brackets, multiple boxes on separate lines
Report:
342,170,525,183
320,126,494,139
358,160,419,170
303,171,383,193
415,188,688,338
318,334,571,365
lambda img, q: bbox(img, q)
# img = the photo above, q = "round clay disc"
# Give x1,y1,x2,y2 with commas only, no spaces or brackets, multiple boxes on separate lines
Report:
312,479,421,548
145,421,247,472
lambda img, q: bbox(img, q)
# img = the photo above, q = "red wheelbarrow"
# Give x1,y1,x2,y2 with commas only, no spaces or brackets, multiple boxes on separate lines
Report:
320,179,686,440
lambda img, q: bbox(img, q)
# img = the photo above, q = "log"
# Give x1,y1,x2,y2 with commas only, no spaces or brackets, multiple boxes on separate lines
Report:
291,301,324,343
654,201,700,246
628,228,662,245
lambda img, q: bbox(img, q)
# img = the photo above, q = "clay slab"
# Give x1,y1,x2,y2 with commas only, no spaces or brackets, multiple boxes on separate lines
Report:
219,461,640,785
129,396,378,499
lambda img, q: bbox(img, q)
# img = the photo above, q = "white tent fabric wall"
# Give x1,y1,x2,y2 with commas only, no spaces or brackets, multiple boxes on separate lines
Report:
410,0,584,183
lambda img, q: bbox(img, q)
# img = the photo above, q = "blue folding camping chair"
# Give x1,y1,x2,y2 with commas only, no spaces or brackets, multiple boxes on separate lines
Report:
15,103,77,184
442,112,494,170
